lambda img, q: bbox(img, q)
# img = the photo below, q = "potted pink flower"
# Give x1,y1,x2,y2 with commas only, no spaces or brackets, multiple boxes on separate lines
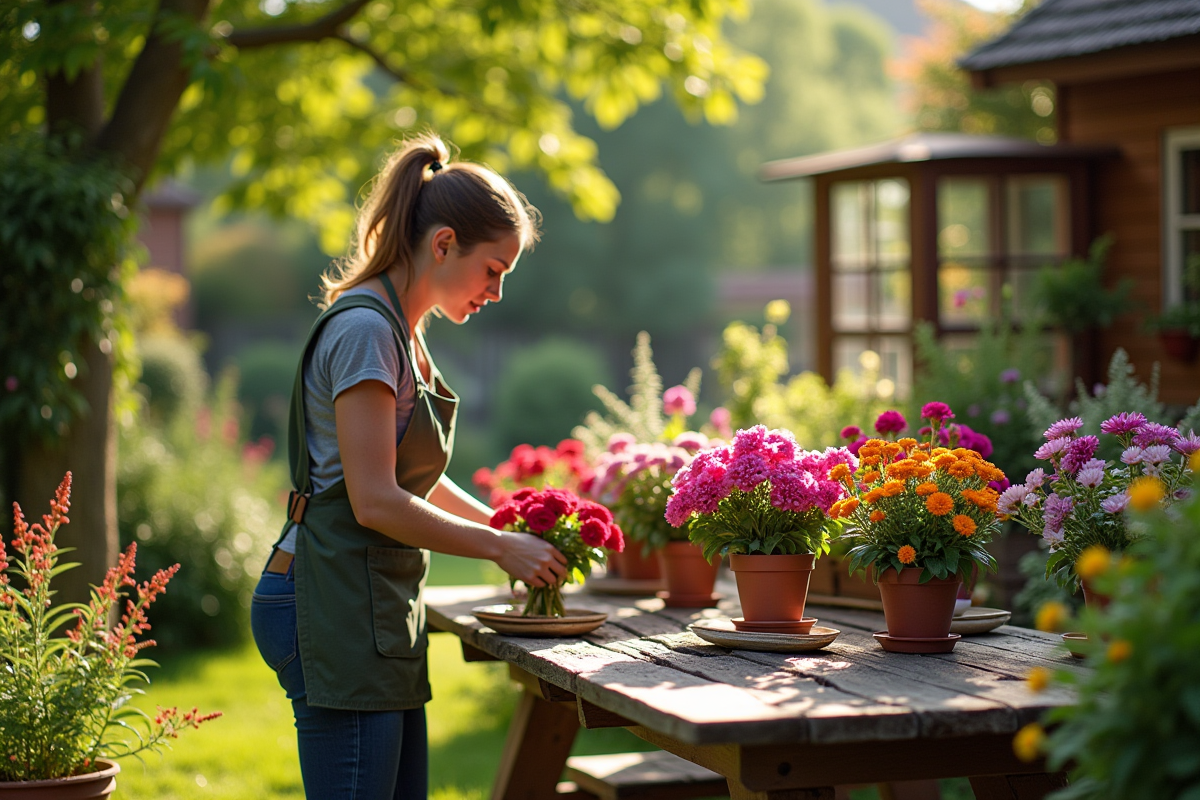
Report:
666,425,854,628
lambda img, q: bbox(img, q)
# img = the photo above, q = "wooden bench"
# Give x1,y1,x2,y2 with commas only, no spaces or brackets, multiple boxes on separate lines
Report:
559,751,728,800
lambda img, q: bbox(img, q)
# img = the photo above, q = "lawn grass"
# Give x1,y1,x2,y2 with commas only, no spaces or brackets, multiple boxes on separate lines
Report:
114,553,972,799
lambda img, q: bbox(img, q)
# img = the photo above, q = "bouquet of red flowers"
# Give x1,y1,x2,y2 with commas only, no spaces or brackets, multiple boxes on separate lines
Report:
473,440,592,507
489,487,624,617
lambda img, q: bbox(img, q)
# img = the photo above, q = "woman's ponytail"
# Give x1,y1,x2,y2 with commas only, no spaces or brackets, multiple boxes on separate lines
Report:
321,133,539,307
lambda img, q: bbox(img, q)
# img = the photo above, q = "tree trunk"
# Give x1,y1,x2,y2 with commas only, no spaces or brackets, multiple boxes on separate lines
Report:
17,342,117,604
22,57,118,605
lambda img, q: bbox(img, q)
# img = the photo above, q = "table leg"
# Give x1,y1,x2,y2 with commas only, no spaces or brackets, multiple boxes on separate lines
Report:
492,689,581,800
727,777,834,800
969,773,1068,799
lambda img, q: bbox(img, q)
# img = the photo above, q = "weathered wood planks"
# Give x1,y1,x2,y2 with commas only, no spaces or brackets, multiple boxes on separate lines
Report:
425,585,1078,748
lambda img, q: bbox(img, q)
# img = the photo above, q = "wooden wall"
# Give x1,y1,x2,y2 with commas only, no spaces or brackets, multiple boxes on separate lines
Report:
1060,67,1200,405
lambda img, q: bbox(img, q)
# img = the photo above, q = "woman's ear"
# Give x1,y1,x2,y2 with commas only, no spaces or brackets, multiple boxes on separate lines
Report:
430,226,456,263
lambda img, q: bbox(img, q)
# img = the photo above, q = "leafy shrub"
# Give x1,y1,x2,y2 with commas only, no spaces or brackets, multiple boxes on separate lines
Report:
234,339,299,443
137,335,209,423
495,338,611,452
713,313,887,449
910,320,1047,480
1029,490,1200,798
1029,235,1131,333
117,374,287,652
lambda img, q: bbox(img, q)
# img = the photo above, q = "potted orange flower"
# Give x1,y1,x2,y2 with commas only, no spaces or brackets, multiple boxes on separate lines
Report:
830,403,1005,653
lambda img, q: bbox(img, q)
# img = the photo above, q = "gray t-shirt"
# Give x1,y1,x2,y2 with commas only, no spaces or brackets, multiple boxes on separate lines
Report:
279,287,416,553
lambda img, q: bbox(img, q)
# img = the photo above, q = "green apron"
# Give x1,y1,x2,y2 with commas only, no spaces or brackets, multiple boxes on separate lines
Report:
279,274,458,710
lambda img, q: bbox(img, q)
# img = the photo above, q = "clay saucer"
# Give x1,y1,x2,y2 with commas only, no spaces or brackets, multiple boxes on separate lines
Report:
1061,631,1090,659
732,617,817,634
873,631,961,654
585,576,665,596
472,605,608,637
949,607,1012,636
656,590,723,608
690,620,840,653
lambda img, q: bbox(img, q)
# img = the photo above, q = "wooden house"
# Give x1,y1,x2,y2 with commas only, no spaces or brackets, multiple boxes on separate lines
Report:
763,0,1200,403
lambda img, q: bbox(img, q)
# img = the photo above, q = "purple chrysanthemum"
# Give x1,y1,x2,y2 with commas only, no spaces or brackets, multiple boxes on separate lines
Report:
1025,468,1046,489
1043,417,1084,441
1174,430,1200,456
1034,437,1071,461
1043,492,1074,533
840,425,862,441
1076,461,1106,488
1000,368,1021,384
1134,422,1181,449
874,410,907,435
997,484,1031,515
1101,492,1131,514
1121,447,1144,465
1060,436,1100,475
1100,412,1147,436
921,402,954,423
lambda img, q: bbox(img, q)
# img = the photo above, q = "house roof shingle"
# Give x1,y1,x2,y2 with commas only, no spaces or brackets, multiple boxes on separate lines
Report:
960,0,1200,72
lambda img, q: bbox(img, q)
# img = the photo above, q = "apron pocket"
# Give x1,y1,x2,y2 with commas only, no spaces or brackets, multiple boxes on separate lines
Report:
366,546,429,658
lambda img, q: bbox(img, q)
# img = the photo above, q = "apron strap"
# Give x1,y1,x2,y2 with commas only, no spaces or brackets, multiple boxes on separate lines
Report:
287,291,414,504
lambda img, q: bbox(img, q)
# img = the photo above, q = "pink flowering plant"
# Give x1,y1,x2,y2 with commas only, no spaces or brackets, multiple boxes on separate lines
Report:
586,433,712,554
665,425,855,562
998,413,1198,589
489,487,625,617
0,473,220,782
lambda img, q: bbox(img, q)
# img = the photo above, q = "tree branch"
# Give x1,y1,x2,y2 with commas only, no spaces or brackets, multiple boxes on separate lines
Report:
333,30,413,85
225,0,372,49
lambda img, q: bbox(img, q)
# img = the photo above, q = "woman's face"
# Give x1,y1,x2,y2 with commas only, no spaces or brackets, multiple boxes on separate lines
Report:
428,229,522,324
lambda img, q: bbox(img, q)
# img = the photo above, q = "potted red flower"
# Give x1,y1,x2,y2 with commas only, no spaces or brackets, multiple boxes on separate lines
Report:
473,439,593,507
489,488,624,617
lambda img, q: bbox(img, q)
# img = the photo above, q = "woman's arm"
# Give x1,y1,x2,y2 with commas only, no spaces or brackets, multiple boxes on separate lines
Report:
336,380,566,586
428,475,492,525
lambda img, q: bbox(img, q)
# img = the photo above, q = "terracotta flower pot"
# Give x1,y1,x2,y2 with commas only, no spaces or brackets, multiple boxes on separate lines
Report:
0,760,119,799
610,546,662,581
1159,329,1200,363
1081,579,1111,610
729,553,815,623
657,541,719,608
877,568,961,639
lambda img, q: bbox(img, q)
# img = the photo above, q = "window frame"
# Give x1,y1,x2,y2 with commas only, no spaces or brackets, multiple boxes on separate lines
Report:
1163,127,1200,306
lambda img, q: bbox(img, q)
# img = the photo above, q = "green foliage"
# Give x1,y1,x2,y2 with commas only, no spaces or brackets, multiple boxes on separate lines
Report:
0,476,217,781
117,373,287,652
610,466,685,553
0,136,137,445
137,335,210,424
573,332,702,457
687,483,832,563
1029,236,1132,334
495,337,610,453
2,0,767,245
713,313,887,449
1040,495,1200,799
910,319,1047,479
1145,254,1200,336
1023,348,1170,461
234,340,299,443
901,0,1055,142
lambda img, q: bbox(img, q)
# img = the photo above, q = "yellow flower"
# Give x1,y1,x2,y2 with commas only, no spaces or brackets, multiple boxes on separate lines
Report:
829,463,851,481
909,451,930,462
947,461,975,480
1128,476,1166,511
881,480,905,497
1035,601,1069,632
1107,639,1133,663
1026,666,1051,694
897,545,917,565
925,492,954,516
952,514,977,536
1190,450,1200,473
1074,545,1111,582
840,498,860,516
897,438,918,451
932,454,957,469
870,510,887,523
1013,723,1046,763
864,489,882,504
860,470,881,484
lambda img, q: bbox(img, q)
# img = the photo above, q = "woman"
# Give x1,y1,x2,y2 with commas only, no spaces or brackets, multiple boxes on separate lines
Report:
250,133,567,799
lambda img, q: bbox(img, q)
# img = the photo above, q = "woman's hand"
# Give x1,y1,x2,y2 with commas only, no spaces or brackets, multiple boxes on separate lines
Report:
495,532,568,587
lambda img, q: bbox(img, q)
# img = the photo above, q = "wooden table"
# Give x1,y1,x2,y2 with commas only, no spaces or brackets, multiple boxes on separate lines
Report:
425,583,1080,800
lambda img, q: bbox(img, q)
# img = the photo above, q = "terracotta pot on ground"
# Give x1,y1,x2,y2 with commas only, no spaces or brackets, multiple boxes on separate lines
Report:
0,760,119,799
730,553,816,633
1159,330,1200,363
877,568,961,639
656,541,719,608
610,546,662,581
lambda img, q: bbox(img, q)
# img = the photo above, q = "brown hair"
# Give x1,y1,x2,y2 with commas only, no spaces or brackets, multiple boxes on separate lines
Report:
321,132,541,307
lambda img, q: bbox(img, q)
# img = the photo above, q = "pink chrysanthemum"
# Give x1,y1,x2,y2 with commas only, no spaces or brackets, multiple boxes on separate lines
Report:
1043,417,1083,441
874,410,907,435
1100,412,1147,436
920,402,954,423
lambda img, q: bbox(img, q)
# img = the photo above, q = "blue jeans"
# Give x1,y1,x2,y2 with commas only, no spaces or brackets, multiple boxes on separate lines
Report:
251,562,428,800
